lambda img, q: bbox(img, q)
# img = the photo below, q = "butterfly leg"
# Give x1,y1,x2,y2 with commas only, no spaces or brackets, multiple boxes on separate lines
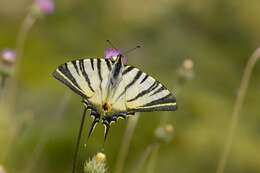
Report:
88,109,100,138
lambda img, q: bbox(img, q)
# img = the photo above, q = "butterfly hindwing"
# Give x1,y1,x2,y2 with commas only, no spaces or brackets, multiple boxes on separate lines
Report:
122,66,177,112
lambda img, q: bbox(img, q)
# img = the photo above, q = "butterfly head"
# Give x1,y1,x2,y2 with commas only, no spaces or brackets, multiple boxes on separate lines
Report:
105,48,127,64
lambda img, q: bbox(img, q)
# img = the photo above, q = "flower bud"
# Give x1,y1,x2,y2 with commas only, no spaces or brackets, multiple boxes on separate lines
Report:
95,152,106,162
183,59,194,71
0,49,16,80
34,0,54,15
177,58,194,83
1,49,16,65
154,124,174,143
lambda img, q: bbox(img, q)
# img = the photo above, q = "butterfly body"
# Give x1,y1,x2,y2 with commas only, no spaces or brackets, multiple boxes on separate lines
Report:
53,55,177,139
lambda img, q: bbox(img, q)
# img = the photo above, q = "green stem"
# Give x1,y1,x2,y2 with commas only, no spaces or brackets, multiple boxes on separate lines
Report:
72,107,88,173
1,7,38,164
146,143,160,173
216,48,260,173
114,115,139,173
15,11,37,76
133,142,159,173
6,9,37,111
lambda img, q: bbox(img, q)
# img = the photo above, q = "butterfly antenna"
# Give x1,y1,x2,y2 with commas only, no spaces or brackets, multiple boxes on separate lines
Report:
72,107,87,173
106,39,117,49
122,45,141,55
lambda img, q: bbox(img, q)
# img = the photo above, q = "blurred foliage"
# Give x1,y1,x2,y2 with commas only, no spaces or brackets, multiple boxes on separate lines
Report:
0,0,260,173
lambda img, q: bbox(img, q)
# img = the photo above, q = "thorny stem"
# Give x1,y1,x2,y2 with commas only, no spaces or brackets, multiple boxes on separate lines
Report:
216,48,260,173
114,115,139,173
23,91,71,173
72,107,88,173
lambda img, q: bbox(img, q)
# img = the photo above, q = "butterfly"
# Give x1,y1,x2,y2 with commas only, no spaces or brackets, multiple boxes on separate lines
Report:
53,48,177,140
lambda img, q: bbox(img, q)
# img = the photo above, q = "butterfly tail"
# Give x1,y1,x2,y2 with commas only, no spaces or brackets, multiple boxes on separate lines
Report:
88,110,100,138
103,123,110,143
102,115,118,142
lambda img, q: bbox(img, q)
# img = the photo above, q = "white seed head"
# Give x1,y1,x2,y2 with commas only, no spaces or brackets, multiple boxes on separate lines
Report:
84,152,107,173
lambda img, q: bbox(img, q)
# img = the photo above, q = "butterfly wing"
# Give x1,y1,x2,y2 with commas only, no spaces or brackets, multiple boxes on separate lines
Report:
122,65,177,112
52,58,112,109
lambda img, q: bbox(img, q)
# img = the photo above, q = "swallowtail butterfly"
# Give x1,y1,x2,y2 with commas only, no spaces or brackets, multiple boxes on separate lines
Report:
53,48,177,140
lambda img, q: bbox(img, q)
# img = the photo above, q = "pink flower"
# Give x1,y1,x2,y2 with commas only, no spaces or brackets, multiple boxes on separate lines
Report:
1,49,16,65
104,48,127,64
105,48,121,59
35,0,54,15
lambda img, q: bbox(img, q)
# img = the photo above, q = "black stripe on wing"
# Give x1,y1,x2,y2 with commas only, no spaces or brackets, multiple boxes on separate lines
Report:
128,92,177,112
140,74,149,84
113,57,123,79
90,59,95,70
78,59,95,92
116,70,143,102
105,59,112,71
123,66,134,75
52,63,87,98
97,59,103,82
129,105,177,112
72,60,80,75
127,80,158,102
143,93,176,107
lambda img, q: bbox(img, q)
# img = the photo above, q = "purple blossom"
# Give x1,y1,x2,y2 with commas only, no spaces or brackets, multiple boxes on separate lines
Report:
104,48,127,64
1,49,16,65
105,48,121,59
35,0,54,15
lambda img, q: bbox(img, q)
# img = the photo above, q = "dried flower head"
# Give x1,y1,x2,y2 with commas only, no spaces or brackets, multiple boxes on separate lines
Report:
84,152,107,173
35,0,54,15
177,58,194,83
183,59,194,71
155,124,174,143
105,48,127,64
1,49,16,65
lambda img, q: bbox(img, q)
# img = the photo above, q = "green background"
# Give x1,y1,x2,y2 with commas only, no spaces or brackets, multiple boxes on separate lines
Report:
0,0,260,173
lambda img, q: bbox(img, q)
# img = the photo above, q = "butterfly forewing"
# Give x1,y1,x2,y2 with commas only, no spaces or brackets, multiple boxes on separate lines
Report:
53,59,112,108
